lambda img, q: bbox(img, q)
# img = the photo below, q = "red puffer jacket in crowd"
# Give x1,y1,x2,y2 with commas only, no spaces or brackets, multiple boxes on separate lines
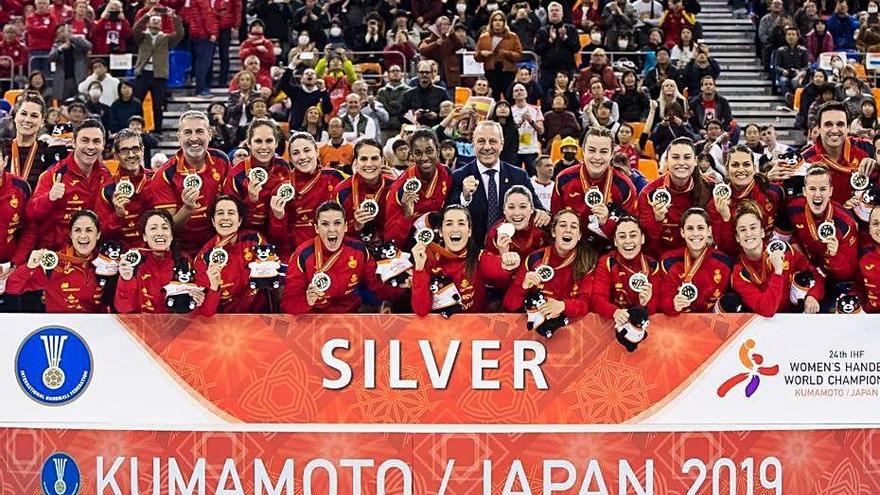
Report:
0,37,28,79
6,247,108,313
214,0,242,30
26,155,112,252
92,17,132,54
182,0,218,40
26,11,58,51
238,35,275,79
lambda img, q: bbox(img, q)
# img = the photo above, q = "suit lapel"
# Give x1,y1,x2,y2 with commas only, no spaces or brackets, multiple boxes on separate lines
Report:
498,163,512,201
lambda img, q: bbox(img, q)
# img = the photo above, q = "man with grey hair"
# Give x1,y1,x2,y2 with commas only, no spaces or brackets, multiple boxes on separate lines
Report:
534,1,580,90
337,80,389,136
149,110,230,254
340,93,378,143
447,120,550,245
95,128,154,245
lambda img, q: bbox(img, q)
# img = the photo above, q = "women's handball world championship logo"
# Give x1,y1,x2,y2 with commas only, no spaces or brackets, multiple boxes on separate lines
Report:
41,452,80,495
717,339,779,398
15,326,93,406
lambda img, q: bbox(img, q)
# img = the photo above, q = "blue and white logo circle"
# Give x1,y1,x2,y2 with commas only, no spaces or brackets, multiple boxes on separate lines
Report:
41,452,80,495
15,326,93,406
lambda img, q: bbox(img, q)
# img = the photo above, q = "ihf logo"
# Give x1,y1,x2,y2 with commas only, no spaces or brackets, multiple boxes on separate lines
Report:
15,326,93,405
41,452,80,495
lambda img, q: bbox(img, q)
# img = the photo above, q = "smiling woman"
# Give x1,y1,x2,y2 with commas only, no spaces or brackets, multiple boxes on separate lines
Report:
6,210,108,313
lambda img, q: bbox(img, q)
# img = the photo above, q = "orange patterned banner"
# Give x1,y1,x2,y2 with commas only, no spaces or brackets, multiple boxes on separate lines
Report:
3,427,880,494
116,314,754,424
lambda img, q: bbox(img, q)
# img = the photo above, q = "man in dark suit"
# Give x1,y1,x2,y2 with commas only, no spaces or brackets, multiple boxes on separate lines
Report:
447,121,551,246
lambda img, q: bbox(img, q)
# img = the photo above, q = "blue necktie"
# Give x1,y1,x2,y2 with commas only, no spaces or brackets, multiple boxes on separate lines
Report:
485,169,500,226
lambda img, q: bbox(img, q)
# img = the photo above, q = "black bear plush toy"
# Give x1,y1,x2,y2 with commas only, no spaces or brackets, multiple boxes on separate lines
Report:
615,306,650,352
374,240,413,288
92,240,123,287
523,289,569,338
248,244,284,289
836,293,863,314
165,263,199,313
429,273,463,318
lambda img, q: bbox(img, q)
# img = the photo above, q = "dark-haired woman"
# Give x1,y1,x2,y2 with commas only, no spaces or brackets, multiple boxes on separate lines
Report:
7,210,108,313
281,201,405,314
224,118,293,234
108,81,143,135
659,208,732,315
194,196,269,315
707,144,783,254
638,137,711,257
485,186,549,258
591,217,659,327
333,139,393,245
115,209,208,313
9,91,51,189
25,71,55,106
730,201,824,316
503,210,596,319
411,205,518,315
489,101,521,165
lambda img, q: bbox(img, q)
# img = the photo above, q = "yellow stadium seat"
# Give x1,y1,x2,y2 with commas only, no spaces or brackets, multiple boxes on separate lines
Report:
638,158,659,181
854,63,867,80
643,140,656,160
142,92,154,132
104,159,119,176
454,87,472,106
628,121,646,143
3,89,23,106
576,33,590,67
793,87,803,111
872,87,880,105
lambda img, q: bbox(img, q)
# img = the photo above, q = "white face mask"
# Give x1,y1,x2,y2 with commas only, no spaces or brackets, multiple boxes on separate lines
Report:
456,3,467,12
846,88,858,97
618,39,629,49
591,32,601,42
88,89,101,98
330,26,342,36
298,35,309,45
869,5,878,12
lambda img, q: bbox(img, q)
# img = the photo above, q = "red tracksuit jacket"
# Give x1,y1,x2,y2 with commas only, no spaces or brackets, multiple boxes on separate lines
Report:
384,164,452,246
638,175,704,257
266,167,346,259
783,198,858,282
6,247,107,313
95,167,154,248
0,170,33,265
181,0,218,40
659,246,732,315
26,154,112,251
281,236,402,314
502,246,592,320
411,245,509,316
193,230,268,316
149,149,230,255
26,12,58,51
801,136,875,205
551,164,637,239
590,251,660,319
483,219,549,257
731,242,824,317
114,250,205,313
333,174,393,239
860,245,880,313
707,180,784,255
0,38,28,78
223,156,294,234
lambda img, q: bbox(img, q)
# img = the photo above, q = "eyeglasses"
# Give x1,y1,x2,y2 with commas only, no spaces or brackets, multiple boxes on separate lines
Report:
117,145,142,155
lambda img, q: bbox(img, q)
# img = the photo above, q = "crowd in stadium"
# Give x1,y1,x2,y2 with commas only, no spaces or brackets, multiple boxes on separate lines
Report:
0,0,878,339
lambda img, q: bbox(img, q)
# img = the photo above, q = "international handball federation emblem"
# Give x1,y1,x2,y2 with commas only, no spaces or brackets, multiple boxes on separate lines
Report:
717,339,779,398
16,327,93,406
41,452,80,495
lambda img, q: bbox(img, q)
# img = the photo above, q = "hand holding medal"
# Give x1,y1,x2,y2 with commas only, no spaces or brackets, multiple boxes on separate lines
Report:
181,173,202,210
629,272,653,306
650,188,671,222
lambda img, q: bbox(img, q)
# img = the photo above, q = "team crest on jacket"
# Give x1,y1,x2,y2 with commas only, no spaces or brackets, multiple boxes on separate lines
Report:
15,326,93,406
41,452,80,495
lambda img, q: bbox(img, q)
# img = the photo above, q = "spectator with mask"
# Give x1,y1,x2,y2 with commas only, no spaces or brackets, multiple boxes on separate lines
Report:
826,0,859,49
78,59,120,107
602,0,639,48
239,21,276,83
535,2,581,90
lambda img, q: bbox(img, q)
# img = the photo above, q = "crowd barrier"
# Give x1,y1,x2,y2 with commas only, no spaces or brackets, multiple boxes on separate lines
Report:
3,313,880,493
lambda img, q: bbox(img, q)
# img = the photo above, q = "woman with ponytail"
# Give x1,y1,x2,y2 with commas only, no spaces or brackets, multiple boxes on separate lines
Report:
503,210,596,320
637,137,711,257
659,208,732,315
730,200,824,316
411,205,520,316
707,144,784,255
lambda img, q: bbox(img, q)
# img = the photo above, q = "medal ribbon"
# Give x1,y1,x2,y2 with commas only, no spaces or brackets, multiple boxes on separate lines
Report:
739,252,769,286
352,175,386,210
292,167,322,198
175,150,215,175
616,253,649,278
734,179,756,199
804,205,834,242
405,164,439,198
578,165,613,205
57,246,92,268
314,237,344,274
539,246,576,271
428,242,468,260
682,247,708,283
663,173,694,193
11,140,37,180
